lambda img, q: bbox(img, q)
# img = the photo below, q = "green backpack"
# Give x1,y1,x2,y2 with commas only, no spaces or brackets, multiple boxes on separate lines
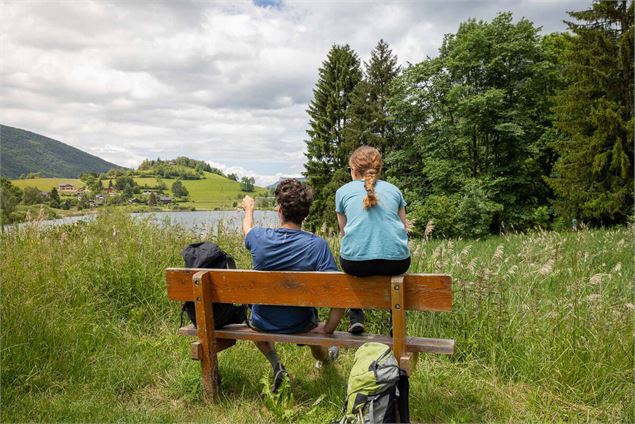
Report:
338,342,409,423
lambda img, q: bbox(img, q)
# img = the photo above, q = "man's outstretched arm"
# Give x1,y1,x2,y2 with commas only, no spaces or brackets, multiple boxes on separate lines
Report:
241,195,255,237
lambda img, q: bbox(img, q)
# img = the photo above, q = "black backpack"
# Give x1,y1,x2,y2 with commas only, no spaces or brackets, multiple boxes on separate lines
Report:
180,242,247,329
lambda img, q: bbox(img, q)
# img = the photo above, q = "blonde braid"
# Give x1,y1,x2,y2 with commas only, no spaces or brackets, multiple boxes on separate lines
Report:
349,145,382,209
363,169,379,209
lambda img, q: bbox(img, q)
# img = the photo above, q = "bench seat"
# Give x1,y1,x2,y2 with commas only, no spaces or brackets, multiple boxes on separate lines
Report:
178,323,455,355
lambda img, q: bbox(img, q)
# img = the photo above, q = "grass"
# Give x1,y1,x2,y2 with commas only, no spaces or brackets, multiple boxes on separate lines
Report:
11,172,269,210
10,178,86,191
99,172,267,209
1,210,633,422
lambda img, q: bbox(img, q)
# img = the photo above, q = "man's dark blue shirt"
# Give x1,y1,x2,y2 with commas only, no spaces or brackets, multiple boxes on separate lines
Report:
245,227,337,333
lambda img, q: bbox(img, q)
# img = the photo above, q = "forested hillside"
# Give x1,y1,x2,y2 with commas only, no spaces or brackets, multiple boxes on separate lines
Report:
0,124,121,178
304,1,633,234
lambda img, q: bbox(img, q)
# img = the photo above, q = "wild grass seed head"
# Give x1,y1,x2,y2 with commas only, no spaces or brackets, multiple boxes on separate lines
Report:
493,245,504,261
539,259,554,276
424,220,434,239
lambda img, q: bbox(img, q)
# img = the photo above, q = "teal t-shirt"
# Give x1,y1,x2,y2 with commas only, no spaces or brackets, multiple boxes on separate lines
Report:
335,180,410,261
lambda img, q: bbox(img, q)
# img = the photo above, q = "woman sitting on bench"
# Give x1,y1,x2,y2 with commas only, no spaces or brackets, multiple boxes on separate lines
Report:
335,146,411,334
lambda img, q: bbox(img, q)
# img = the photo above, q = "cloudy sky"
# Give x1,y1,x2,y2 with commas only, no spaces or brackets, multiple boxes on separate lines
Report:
2,0,588,185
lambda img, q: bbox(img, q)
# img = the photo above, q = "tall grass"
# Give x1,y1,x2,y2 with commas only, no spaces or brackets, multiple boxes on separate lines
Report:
1,210,632,422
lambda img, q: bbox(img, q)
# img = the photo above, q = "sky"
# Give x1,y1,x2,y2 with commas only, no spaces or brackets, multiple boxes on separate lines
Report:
1,0,589,186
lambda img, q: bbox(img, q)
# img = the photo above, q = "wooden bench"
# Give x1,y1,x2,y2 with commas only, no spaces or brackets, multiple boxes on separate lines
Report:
166,268,453,400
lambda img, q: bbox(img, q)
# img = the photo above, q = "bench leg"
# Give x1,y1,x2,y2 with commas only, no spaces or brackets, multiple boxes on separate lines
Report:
193,271,221,401
390,276,407,365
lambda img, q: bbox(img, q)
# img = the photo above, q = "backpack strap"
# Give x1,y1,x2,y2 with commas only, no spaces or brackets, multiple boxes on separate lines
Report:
225,255,237,269
396,369,410,423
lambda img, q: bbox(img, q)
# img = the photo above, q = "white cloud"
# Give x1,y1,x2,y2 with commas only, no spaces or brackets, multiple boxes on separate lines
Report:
1,0,587,184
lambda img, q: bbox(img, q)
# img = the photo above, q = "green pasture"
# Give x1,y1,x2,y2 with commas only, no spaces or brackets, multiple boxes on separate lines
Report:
1,211,632,422
12,173,268,210
10,178,85,191
108,172,268,209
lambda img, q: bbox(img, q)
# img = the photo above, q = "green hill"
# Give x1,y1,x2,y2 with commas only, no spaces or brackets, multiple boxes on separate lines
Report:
114,172,269,209
0,124,122,178
15,172,269,210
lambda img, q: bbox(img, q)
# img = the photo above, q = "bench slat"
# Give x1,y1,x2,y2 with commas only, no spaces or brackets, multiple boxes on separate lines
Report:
178,324,455,355
166,269,452,312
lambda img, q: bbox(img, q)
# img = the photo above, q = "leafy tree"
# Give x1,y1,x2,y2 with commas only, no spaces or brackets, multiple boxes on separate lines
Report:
77,195,89,210
343,39,400,156
115,176,135,191
80,172,103,192
547,0,634,225
148,192,158,206
304,44,362,229
22,186,44,205
227,173,238,182
240,177,255,192
49,187,61,208
80,172,98,182
0,178,22,224
390,12,558,234
171,180,189,198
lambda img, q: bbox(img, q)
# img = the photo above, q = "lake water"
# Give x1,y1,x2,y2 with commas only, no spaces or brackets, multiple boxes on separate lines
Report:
10,210,279,232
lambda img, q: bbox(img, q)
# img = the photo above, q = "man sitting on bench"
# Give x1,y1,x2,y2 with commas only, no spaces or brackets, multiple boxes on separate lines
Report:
241,179,344,392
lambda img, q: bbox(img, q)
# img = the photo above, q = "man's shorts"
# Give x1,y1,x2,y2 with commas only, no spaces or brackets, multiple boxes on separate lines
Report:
247,308,319,345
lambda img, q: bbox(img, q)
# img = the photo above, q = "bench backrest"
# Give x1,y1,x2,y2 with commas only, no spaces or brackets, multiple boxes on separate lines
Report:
166,268,452,312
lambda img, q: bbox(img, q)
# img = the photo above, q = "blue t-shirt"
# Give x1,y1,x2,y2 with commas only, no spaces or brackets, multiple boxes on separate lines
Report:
335,180,410,261
245,227,337,333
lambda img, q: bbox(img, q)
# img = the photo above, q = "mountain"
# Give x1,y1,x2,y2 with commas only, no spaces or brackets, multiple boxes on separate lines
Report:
0,124,122,178
267,177,306,191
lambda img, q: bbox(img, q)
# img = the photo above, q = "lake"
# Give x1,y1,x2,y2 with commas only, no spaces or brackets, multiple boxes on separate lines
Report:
10,210,279,232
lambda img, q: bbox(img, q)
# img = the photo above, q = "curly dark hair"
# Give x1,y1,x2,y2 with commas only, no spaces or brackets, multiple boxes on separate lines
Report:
274,179,313,225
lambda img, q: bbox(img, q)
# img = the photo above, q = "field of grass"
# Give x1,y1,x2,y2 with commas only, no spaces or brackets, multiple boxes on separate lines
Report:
11,173,269,210
10,178,85,191
103,172,269,209
1,211,632,422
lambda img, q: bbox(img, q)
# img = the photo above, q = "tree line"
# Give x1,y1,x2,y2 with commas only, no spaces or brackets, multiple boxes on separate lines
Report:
304,1,633,237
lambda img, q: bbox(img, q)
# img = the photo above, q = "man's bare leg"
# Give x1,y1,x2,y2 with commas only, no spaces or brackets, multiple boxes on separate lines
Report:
254,341,287,392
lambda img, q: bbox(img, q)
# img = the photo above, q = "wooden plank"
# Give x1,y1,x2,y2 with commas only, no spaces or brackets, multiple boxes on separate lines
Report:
193,271,221,401
391,276,406,365
178,324,455,355
166,269,452,312
399,352,418,376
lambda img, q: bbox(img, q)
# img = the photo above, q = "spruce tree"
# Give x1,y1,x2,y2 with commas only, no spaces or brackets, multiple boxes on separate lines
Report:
343,39,400,156
548,0,633,225
304,44,362,230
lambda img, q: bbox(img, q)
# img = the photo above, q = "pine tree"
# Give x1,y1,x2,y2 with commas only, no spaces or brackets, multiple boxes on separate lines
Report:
343,40,400,156
304,44,362,230
548,0,633,225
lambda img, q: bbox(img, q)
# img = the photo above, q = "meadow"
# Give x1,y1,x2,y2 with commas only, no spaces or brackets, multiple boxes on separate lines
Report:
13,172,269,210
105,172,269,209
10,178,86,191
1,210,632,422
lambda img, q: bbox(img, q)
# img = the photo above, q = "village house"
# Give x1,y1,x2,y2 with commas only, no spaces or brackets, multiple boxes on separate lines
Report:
58,183,76,194
104,187,118,197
